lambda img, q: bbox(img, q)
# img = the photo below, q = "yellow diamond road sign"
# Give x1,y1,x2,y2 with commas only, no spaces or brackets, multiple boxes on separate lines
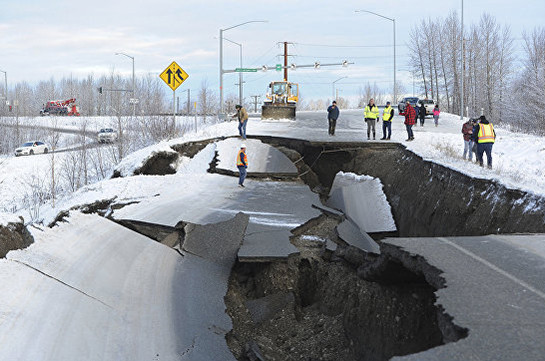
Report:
160,61,189,91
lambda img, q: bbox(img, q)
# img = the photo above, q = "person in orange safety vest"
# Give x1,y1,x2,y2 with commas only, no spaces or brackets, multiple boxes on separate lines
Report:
236,144,248,187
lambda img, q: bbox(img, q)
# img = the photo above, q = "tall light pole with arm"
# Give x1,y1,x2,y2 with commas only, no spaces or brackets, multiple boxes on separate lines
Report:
0,70,6,111
115,52,135,117
219,20,267,116
332,76,348,102
223,37,244,106
460,0,464,119
355,10,396,103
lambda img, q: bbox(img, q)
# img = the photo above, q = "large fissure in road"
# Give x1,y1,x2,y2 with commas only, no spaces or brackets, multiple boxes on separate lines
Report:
117,135,544,360
225,215,463,361
254,136,545,236
221,136,545,360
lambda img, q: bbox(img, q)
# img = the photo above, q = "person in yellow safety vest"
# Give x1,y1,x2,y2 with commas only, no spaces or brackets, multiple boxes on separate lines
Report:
380,101,394,140
236,144,248,187
475,115,496,169
364,98,380,140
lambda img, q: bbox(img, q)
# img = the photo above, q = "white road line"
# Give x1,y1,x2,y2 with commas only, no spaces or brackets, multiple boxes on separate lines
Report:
438,237,545,301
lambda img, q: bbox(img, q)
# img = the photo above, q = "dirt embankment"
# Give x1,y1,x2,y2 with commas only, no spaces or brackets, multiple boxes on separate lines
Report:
226,215,450,361
0,217,33,258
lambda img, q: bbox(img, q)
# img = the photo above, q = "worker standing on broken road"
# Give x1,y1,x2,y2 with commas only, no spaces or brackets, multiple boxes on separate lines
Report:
232,105,249,139
364,98,379,140
237,144,248,187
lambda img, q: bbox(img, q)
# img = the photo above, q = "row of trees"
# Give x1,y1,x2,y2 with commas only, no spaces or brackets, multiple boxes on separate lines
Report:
408,11,544,133
0,73,241,118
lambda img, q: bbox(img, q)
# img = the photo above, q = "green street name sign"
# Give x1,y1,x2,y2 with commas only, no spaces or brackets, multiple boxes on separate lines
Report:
235,68,258,72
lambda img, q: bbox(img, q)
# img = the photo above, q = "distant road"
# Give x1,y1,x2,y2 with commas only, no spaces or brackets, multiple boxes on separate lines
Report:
0,121,96,138
0,122,110,156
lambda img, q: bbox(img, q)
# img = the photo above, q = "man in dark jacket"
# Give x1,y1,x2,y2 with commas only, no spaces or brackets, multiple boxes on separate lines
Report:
327,101,340,136
462,118,476,161
404,101,416,141
419,103,426,126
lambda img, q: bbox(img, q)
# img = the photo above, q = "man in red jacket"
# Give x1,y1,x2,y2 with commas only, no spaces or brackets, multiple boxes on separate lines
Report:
403,101,416,141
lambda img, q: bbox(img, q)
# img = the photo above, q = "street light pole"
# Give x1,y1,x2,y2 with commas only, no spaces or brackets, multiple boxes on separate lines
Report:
355,10,396,103
0,70,6,113
115,52,135,117
219,20,267,116
223,37,244,106
332,76,348,101
460,0,464,119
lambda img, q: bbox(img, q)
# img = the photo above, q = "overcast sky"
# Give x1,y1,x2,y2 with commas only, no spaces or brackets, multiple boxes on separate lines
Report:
1,0,544,103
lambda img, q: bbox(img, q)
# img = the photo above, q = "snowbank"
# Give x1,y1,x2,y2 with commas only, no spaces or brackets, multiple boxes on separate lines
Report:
113,141,178,177
0,212,23,227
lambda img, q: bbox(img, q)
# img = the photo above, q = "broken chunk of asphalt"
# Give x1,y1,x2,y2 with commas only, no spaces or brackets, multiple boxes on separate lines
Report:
182,212,249,264
336,218,381,255
115,219,185,247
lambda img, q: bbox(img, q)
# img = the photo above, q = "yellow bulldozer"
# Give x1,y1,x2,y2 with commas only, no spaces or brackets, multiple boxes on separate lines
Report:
261,81,299,120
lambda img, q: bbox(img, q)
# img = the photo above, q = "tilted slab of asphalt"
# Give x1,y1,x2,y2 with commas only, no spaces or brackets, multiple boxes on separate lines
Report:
384,234,545,361
113,173,321,262
327,172,396,234
0,211,247,360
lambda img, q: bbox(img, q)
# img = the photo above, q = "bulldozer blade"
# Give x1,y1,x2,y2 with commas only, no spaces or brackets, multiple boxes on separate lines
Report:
261,105,296,120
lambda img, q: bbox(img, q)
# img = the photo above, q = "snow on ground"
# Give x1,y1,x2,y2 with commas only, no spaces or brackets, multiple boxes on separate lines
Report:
113,140,178,177
3,110,545,225
0,212,23,226
400,112,545,197
0,110,543,360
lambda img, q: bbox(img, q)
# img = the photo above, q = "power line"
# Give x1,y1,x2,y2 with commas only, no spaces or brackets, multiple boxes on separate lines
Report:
294,42,407,48
293,54,410,59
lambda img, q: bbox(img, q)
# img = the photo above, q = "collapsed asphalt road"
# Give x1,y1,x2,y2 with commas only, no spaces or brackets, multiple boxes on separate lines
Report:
1,130,544,360
84,136,545,360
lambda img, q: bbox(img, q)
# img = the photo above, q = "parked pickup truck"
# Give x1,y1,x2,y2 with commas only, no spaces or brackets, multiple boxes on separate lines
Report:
418,99,436,115
97,128,118,143
398,97,419,114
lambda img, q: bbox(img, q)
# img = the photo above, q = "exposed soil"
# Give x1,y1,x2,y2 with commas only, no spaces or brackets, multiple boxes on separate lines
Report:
0,217,34,258
225,215,455,361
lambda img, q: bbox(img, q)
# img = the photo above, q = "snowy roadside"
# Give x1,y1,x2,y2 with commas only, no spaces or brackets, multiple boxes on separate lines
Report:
399,112,545,197
3,111,545,225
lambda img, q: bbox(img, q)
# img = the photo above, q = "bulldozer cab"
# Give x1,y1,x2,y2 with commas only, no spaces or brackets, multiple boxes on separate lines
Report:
262,81,299,120
267,81,298,104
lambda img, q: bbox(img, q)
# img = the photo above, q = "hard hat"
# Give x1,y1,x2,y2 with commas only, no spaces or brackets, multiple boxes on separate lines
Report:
241,144,246,148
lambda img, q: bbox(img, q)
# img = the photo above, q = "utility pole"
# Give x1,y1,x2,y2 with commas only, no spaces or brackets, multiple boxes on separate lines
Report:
460,0,464,119
284,42,289,81
0,70,7,114
187,89,191,115
251,95,260,113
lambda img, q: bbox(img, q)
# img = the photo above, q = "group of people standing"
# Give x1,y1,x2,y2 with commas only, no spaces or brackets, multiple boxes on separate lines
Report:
327,99,441,141
462,115,496,168
327,98,396,140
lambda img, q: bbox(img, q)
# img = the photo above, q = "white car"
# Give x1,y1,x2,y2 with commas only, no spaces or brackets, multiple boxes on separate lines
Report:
418,99,436,115
97,128,118,143
15,141,49,156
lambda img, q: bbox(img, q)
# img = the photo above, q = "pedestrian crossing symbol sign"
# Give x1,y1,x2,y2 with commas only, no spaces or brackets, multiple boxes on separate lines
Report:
160,61,189,91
